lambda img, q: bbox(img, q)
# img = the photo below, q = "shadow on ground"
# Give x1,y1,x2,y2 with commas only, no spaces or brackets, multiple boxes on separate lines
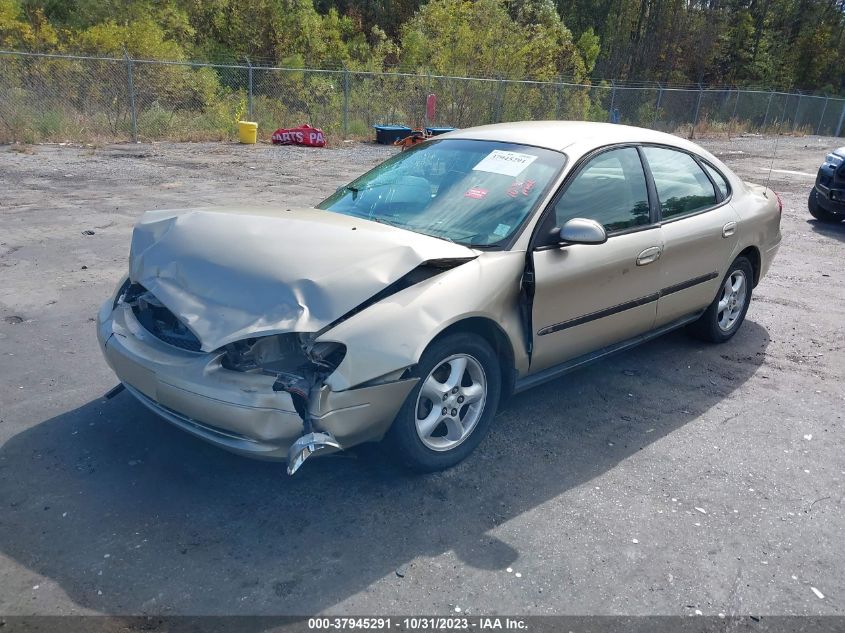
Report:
0,321,769,617
808,217,845,242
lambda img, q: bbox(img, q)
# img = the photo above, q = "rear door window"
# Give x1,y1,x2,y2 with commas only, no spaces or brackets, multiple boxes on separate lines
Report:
702,162,729,198
642,147,717,219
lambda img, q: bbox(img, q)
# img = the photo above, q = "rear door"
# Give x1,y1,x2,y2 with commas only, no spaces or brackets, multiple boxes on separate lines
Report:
641,146,741,327
530,146,664,373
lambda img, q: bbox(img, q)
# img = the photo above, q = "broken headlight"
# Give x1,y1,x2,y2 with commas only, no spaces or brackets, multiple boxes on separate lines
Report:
112,278,131,309
112,278,145,310
221,334,346,418
220,333,345,377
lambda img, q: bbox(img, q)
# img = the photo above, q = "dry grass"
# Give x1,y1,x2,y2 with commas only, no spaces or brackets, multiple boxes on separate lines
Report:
679,117,816,140
6,143,37,154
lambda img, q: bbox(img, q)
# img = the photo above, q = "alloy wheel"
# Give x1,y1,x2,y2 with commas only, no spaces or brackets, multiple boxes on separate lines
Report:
717,269,747,332
414,353,487,451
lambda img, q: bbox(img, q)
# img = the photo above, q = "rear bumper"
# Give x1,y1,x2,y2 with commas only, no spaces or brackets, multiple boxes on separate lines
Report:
760,238,781,282
97,301,417,461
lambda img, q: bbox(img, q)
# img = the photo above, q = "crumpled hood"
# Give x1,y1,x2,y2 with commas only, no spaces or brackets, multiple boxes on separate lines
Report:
128,206,476,351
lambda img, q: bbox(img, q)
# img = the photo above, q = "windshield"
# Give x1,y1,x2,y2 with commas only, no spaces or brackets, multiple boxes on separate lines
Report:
317,139,566,247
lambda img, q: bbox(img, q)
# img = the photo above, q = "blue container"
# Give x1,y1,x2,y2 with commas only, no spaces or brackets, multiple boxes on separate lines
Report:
425,126,456,136
374,125,413,145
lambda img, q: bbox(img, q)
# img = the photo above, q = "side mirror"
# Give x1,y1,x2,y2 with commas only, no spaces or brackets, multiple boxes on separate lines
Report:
558,218,607,245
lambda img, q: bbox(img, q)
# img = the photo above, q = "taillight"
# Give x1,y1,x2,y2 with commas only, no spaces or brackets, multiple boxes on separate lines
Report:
774,191,783,213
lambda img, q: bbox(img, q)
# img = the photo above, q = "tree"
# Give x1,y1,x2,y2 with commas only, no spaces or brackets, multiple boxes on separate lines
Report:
399,0,585,80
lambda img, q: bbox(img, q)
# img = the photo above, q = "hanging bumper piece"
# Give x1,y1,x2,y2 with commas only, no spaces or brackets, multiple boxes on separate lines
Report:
286,432,342,475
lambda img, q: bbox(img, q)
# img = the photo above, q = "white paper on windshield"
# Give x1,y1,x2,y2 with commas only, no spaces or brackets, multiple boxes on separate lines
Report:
472,150,537,177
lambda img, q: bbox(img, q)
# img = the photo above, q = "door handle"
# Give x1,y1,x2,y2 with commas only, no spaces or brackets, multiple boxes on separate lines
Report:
636,246,661,266
722,221,737,237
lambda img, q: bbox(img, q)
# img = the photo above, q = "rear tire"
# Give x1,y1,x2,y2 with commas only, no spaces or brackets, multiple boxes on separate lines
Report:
687,257,753,343
809,189,842,223
384,332,501,472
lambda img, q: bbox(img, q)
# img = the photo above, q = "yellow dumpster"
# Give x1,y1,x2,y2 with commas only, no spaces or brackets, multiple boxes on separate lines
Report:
238,120,258,144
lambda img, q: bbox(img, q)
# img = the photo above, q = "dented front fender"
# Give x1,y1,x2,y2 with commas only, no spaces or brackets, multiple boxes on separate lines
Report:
318,251,530,391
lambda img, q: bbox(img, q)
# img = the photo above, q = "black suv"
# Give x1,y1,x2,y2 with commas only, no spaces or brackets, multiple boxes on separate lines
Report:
809,147,845,223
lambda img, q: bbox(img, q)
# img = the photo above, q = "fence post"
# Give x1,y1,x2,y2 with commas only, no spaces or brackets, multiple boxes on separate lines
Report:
494,78,505,123
792,93,803,133
817,96,828,136
653,82,663,128
778,92,789,128
342,66,349,136
762,91,774,130
124,50,138,143
836,101,845,137
608,80,616,122
731,88,740,120
692,83,703,135
247,58,253,119
425,70,432,127
556,77,564,120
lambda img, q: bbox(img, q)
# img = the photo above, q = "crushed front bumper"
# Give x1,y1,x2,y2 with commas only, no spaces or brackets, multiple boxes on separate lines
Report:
97,301,417,465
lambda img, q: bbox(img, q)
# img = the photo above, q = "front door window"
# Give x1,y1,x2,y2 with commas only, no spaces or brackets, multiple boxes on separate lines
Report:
554,147,650,233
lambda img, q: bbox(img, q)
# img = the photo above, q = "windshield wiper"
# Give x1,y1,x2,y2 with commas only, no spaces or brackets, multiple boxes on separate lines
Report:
349,213,463,246
374,221,457,244
367,216,407,230
414,227,455,243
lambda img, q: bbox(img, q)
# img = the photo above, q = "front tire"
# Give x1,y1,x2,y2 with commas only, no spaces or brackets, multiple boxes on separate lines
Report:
687,257,753,343
809,189,842,223
385,333,501,472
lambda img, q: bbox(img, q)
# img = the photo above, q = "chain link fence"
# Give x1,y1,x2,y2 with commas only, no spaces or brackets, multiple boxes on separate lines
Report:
2,49,844,144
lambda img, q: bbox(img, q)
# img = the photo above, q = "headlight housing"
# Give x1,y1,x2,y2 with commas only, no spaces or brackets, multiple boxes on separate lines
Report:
824,153,843,169
220,333,346,416
112,277,132,309
220,333,346,377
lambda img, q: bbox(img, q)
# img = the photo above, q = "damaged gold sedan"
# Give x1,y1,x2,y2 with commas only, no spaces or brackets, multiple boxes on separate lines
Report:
97,122,782,474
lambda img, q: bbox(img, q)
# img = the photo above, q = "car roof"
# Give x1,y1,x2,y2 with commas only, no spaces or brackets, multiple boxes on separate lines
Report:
443,120,708,157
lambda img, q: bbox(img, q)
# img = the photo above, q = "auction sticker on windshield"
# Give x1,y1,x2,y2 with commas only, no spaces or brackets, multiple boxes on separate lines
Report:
493,223,511,237
464,187,488,199
472,150,538,177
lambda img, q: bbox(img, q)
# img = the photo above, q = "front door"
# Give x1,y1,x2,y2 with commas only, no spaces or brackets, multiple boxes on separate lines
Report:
530,146,664,373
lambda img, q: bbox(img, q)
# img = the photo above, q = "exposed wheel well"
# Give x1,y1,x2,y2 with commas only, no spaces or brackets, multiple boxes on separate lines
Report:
432,318,517,401
738,246,761,287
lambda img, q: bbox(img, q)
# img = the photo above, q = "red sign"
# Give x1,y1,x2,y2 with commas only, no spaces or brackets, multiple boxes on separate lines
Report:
271,124,326,147
426,94,437,122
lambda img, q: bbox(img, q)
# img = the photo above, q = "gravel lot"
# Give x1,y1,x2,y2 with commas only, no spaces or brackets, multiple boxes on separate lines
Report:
0,134,843,619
